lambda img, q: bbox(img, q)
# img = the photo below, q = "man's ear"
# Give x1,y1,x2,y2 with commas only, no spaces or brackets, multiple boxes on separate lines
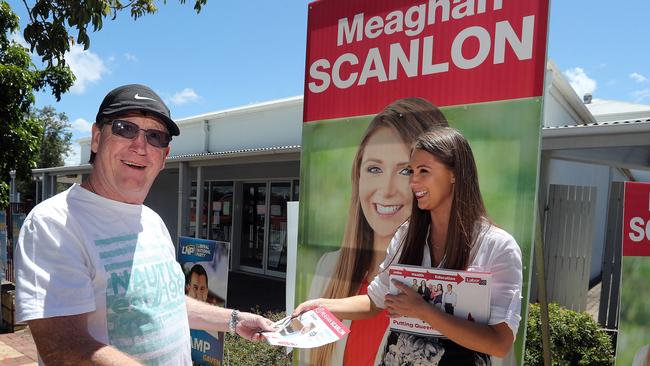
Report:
160,146,170,170
91,123,102,154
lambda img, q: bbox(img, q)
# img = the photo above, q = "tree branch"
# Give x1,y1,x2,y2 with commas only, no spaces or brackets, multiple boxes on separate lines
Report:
21,0,35,23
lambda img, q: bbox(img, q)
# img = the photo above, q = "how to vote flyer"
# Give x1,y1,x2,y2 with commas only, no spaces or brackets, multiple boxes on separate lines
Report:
389,264,490,336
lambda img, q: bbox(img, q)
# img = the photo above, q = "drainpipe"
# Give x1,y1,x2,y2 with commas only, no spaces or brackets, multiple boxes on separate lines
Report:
203,120,210,153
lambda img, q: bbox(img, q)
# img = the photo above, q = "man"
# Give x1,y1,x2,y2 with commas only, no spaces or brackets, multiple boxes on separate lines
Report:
443,284,457,315
15,84,274,365
186,264,209,302
411,278,418,291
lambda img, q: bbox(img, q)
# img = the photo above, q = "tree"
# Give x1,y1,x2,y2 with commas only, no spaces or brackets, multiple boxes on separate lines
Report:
33,106,72,169
0,1,73,208
1,0,206,207
16,106,72,201
20,0,207,67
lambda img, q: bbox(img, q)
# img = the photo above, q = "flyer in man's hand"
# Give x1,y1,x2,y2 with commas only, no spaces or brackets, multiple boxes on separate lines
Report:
263,306,350,348
389,264,491,336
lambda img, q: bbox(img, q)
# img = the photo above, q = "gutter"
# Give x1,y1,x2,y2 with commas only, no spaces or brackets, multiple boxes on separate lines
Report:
542,120,650,138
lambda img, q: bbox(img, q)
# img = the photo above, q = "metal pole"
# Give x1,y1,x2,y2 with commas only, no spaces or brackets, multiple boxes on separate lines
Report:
9,170,16,203
535,154,552,366
195,166,203,239
177,162,190,240
534,213,552,366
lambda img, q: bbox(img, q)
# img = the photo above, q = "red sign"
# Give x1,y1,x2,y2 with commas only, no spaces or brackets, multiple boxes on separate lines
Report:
304,0,550,122
623,182,650,257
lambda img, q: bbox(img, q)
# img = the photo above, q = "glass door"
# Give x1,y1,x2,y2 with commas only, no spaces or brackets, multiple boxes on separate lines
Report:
266,182,291,275
239,183,267,272
208,182,233,243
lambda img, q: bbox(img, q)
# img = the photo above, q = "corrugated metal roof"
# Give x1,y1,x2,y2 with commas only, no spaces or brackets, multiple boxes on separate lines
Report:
543,118,650,130
168,145,301,160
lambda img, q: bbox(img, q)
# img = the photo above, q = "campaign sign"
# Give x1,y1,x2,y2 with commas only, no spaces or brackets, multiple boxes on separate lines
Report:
616,182,650,366
623,182,650,256
178,236,230,366
298,0,549,364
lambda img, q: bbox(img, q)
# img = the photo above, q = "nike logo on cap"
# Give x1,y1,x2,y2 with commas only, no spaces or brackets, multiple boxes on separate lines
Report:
134,94,156,101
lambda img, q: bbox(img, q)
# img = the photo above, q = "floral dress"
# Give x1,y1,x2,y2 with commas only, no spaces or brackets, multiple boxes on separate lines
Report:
379,332,490,366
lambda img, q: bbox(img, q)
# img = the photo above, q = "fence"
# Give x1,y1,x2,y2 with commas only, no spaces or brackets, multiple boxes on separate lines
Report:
598,181,623,330
541,184,597,312
3,202,34,283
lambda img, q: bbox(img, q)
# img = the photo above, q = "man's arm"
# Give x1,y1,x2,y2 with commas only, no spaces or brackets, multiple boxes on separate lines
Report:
28,314,142,366
185,296,274,340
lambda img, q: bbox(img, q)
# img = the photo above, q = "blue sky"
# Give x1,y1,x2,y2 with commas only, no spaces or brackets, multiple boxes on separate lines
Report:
8,0,650,164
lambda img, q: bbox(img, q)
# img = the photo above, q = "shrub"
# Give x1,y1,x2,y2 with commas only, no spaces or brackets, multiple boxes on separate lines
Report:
525,302,614,366
224,310,292,366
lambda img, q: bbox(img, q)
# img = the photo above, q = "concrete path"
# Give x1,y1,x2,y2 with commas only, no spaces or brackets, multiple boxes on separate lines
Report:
0,328,37,365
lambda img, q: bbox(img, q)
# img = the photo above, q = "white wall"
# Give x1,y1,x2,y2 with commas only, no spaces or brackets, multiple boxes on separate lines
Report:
207,104,302,152
79,138,91,165
543,89,582,127
168,98,303,158
170,122,206,156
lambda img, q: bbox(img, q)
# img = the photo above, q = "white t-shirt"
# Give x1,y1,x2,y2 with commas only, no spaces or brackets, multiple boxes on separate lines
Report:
368,220,523,336
442,291,457,307
16,184,191,365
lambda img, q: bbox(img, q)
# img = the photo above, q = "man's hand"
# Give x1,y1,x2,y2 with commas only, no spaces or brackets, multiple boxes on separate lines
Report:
384,280,430,319
234,312,275,341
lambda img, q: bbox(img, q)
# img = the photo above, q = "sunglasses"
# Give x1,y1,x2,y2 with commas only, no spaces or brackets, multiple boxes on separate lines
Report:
105,119,171,148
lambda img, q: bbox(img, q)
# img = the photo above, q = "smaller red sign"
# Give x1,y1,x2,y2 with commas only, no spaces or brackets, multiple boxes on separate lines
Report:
623,182,650,257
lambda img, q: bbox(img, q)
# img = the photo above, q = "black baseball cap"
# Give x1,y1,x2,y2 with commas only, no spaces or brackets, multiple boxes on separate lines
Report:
96,84,180,136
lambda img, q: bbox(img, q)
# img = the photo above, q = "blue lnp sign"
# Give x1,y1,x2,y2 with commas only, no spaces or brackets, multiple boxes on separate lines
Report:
178,236,216,263
190,329,224,366
177,236,228,366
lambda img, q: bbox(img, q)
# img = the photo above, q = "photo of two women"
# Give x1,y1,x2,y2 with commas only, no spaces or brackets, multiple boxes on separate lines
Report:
297,94,541,365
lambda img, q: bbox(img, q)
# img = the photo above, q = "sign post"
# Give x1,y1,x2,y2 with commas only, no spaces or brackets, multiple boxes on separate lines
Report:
616,182,650,365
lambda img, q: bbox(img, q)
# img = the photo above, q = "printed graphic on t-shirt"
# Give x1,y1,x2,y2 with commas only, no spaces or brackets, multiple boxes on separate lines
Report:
95,234,188,365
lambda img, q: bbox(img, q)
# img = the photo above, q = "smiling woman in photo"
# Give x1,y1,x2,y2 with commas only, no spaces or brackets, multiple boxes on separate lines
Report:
306,98,449,366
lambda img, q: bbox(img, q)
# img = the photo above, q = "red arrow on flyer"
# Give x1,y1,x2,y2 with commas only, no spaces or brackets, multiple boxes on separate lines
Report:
422,272,464,284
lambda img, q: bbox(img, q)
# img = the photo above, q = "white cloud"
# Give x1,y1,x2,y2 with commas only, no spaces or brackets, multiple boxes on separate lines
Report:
64,144,81,166
9,31,29,48
65,44,108,94
564,67,597,98
631,89,650,103
629,72,648,83
124,53,138,61
168,88,200,105
71,117,93,133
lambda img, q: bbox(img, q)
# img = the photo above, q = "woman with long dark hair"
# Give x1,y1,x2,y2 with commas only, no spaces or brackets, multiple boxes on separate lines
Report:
306,98,449,366
296,127,523,365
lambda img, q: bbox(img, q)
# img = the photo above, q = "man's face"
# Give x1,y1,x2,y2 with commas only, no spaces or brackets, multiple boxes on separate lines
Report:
187,272,208,302
90,113,170,204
